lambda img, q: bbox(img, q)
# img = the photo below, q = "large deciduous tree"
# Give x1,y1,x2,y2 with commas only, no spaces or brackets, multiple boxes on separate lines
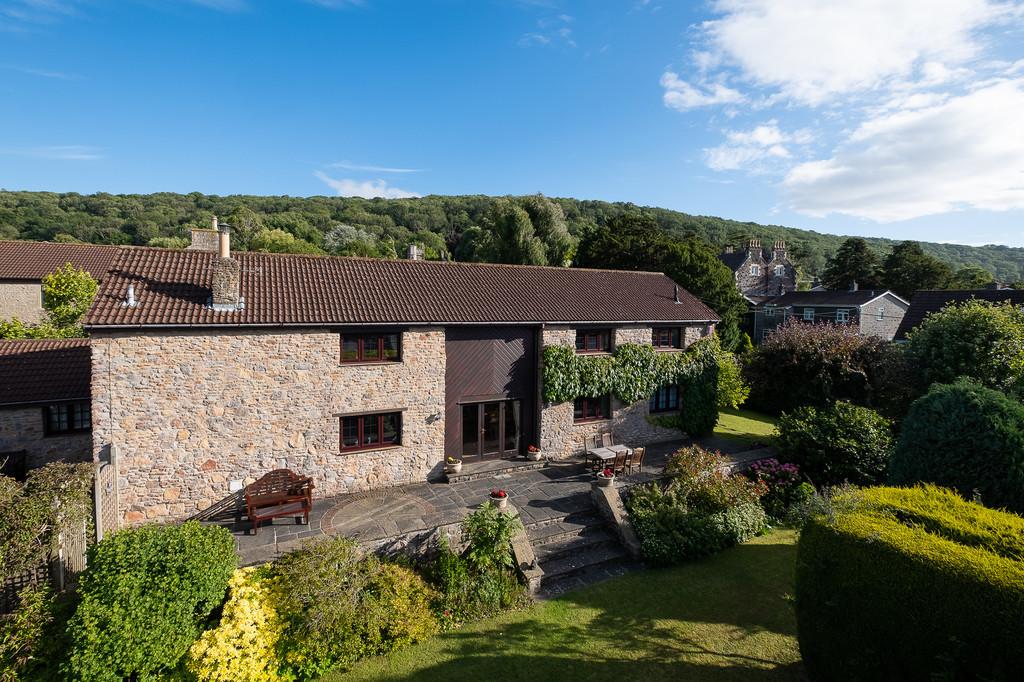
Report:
879,241,952,298
822,238,881,291
575,213,748,350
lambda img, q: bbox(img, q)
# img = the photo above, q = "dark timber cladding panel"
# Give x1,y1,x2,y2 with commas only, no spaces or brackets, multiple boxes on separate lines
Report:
444,327,537,457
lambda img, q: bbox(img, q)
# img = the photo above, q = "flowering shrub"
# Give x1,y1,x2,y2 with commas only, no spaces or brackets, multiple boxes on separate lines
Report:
446,456,460,464
599,467,614,478
527,445,540,453
489,488,507,498
186,567,286,682
746,458,813,521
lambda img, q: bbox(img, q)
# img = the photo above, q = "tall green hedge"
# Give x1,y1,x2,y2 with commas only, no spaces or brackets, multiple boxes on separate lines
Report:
795,485,1024,681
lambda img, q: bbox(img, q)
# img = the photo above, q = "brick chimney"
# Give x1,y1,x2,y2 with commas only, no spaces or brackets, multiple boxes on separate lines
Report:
747,238,761,255
211,219,242,311
187,215,221,251
723,244,734,254
772,240,787,259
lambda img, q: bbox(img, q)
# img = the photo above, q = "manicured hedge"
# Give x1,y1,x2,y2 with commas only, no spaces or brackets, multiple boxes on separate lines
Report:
795,485,1024,681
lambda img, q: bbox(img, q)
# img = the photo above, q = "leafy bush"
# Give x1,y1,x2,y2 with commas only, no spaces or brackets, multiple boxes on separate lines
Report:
626,446,767,565
905,299,1024,395
890,380,1024,513
715,350,749,409
186,567,286,682
66,521,237,681
746,458,813,522
776,401,894,486
271,537,438,678
41,262,98,327
744,320,895,415
796,485,1024,681
428,503,528,627
0,582,53,681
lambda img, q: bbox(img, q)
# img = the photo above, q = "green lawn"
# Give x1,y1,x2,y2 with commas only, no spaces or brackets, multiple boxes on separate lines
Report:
713,408,778,449
326,529,802,682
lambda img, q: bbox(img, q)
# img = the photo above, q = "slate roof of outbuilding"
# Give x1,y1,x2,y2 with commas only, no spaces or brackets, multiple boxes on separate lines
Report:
894,288,1024,340
0,240,120,281
84,247,720,327
0,339,91,407
762,290,903,307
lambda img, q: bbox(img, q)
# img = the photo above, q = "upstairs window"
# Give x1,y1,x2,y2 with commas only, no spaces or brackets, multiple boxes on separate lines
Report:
341,332,401,363
652,327,682,349
774,265,785,276
574,394,610,422
340,412,402,452
836,309,850,323
45,401,91,435
649,385,679,413
765,306,775,318
803,308,815,321
750,264,760,276
575,329,611,353
876,306,885,321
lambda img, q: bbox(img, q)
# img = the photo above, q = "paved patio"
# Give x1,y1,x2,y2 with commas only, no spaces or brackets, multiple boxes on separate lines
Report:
223,436,774,566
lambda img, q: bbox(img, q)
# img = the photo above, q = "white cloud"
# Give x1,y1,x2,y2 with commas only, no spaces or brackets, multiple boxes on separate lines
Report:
783,79,1024,221
660,71,745,111
0,145,102,160
328,160,422,173
314,171,421,199
701,0,1015,105
704,121,812,171
519,13,575,48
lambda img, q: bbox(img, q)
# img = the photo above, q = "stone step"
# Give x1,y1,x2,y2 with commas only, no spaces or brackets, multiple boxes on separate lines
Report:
537,541,630,586
533,527,619,564
526,512,607,546
445,458,548,484
538,556,641,599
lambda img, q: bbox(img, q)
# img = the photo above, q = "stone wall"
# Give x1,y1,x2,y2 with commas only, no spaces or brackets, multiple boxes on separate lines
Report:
858,293,910,341
91,328,446,525
0,282,44,324
0,406,92,471
538,323,710,460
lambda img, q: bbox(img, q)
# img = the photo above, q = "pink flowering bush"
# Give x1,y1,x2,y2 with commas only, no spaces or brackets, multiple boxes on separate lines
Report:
747,458,813,521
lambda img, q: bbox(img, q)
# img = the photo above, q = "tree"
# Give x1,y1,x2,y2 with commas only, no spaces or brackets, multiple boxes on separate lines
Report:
479,198,547,265
324,224,382,257
249,229,323,255
575,213,748,350
822,238,881,290
518,194,577,266
951,265,994,289
880,240,952,298
905,299,1024,395
41,262,98,328
225,207,264,251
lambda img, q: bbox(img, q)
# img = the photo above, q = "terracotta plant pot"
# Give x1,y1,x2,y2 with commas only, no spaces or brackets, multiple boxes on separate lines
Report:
445,461,463,474
490,494,509,510
596,474,615,488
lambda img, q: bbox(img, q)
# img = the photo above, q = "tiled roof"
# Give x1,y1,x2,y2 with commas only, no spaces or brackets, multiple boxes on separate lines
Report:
85,247,720,327
763,290,901,307
0,339,91,407
895,289,1024,340
0,240,120,281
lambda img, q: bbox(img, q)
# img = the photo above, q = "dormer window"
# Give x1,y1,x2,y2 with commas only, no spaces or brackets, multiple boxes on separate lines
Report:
750,264,760,276
575,329,611,354
774,265,785,276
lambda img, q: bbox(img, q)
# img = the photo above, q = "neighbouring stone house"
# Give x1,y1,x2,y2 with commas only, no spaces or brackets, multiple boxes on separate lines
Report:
752,288,910,341
894,287,1023,341
80,227,719,525
719,239,798,299
0,241,119,323
0,339,93,478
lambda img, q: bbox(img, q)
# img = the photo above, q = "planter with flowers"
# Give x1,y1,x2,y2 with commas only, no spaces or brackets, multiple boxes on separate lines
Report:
525,444,543,462
596,467,616,488
445,456,463,475
489,488,509,510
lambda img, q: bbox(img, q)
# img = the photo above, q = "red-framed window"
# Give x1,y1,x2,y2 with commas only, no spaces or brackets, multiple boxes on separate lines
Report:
573,394,611,423
575,329,611,353
649,385,679,413
340,332,401,363
44,401,91,436
652,327,682,349
340,412,402,452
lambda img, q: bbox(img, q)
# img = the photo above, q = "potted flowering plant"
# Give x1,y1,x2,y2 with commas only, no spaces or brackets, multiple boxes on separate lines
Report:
489,488,509,510
445,456,463,475
526,444,543,461
596,467,616,487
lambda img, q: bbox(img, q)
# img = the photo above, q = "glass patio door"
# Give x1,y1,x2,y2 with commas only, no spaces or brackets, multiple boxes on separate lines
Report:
461,400,520,461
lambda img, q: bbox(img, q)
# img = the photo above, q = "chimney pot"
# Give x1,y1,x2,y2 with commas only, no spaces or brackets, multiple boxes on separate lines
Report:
407,244,423,260
724,245,734,254
211,215,218,231
850,280,859,292
673,284,680,304
218,222,231,259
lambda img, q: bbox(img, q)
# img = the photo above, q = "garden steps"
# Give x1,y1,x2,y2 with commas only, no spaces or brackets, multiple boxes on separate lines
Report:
445,458,549,484
532,527,620,565
525,511,607,544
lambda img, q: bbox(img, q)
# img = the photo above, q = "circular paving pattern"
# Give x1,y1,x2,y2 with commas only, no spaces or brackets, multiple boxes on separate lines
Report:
321,489,437,540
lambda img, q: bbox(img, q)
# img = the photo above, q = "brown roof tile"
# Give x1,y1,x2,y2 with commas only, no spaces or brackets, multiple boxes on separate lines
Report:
0,240,120,281
895,289,1024,340
85,248,720,327
0,339,91,407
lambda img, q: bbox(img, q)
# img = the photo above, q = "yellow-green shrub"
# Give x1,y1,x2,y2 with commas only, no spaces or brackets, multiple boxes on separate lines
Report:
186,567,286,682
796,485,1024,681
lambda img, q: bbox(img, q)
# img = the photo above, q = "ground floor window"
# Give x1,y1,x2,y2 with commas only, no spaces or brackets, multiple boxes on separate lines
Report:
574,394,611,423
44,401,91,435
649,385,679,413
340,412,401,452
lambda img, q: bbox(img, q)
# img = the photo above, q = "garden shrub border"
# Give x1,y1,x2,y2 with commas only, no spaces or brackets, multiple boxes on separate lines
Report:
796,485,1024,682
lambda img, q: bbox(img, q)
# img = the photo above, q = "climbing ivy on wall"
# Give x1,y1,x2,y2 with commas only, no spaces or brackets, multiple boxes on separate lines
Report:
541,337,720,406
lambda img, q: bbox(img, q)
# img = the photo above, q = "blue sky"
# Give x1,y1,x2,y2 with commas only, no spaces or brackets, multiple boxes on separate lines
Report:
2,0,1023,246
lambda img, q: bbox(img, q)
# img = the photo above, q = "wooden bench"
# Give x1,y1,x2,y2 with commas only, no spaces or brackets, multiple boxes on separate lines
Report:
244,469,314,535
